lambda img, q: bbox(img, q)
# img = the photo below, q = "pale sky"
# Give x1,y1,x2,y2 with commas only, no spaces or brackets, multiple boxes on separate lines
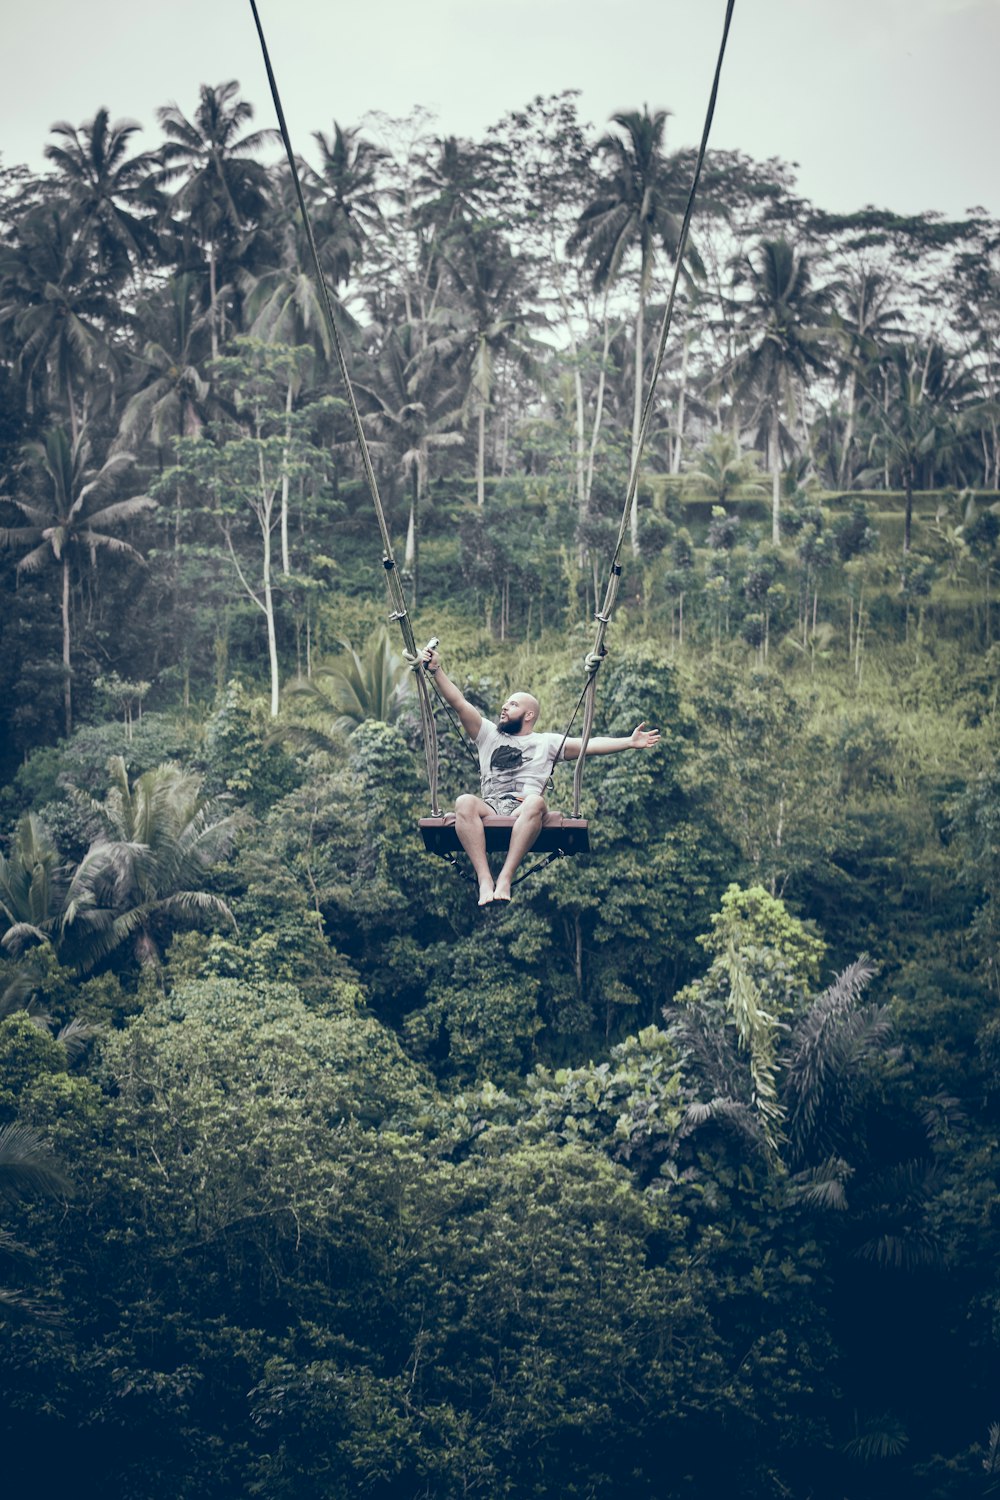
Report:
2,0,997,219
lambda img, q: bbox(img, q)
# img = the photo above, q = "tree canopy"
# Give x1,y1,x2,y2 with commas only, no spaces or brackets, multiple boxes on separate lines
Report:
1,85,999,1500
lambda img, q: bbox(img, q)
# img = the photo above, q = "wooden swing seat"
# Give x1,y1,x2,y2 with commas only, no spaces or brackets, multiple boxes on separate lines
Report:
419,812,590,857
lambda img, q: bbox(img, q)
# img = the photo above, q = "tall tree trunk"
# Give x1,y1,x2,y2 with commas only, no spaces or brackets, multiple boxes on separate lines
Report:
476,404,486,507
904,472,913,554
630,296,645,556
838,365,857,488
883,369,890,489
671,334,690,475
584,309,611,514
770,408,781,545
209,244,219,362
499,375,511,479
573,358,586,514
262,519,280,718
61,555,72,737
280,378,293,575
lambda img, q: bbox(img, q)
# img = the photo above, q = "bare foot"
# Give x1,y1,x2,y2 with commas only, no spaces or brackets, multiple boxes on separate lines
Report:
478,882,495,907
493,877,512,902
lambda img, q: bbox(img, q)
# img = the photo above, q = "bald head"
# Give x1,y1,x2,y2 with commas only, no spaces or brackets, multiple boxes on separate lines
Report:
498,691,540,736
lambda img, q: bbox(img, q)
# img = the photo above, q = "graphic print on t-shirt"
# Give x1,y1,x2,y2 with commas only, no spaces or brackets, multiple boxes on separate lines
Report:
475,723,564,806
489,742,524,775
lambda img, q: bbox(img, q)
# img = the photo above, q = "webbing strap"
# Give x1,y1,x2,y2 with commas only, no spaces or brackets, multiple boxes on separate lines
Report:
564,0,736,815
248,0,441,812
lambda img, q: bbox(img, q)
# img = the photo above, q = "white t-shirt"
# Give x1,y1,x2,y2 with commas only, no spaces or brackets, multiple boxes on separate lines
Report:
474,720,565,807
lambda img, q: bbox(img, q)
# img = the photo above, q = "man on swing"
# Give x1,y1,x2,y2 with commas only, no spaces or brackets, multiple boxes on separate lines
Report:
421,646,660,905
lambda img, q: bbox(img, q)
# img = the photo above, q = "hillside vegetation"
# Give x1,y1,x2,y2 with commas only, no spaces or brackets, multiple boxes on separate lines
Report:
1,86,999,1498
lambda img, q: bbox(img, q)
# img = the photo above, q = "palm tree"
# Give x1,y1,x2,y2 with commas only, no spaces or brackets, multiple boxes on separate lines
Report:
0,203,114,440
0,426,155,734
43,107,162,285
242,177,337,361
241,176,350,575
830,269,904,488
731,237,834,544
674,948,886,1164
117,272,214,454
358,315,464,603
282,630,411,747
445,228,543,506
682,431,767,505
866,342,977,552
414,134,495,255
0,814,66,958
63,757,242,970
782,956,889,1166
155,81,275,358
308,121,386,289
568,107,699,551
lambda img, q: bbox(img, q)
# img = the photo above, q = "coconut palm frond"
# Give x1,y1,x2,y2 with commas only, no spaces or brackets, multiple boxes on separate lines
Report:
1,923,52,956
843,1413,909,1463
668,1006,746,1108
921,1092,966,1142
174,805,244,870
851,1158,944,1271
0,1124,71,1202
681,1095,767,1152
854,1229,942,1271
64,839,149,919
682,1100,715,1128
72,905,148,972
271,722,344,756
282,630,411,742
0,966,40,1016
13,541,53,574
789,1156,853,1211
0,815,66,960
784,956,879,1158
0,525,46,548
0,1285,66,1324
81,494,156,531
154,891,237,930
55,1016,101,1060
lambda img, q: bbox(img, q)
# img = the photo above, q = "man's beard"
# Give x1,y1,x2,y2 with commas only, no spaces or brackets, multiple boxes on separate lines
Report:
498,714,525,735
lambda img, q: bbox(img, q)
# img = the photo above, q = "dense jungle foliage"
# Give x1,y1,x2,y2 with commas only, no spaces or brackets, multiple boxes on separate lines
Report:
1,83,999,1497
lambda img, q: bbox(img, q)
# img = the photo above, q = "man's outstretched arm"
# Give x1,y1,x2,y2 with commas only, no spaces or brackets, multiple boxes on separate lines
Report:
420,646,483,740
561,723,660,760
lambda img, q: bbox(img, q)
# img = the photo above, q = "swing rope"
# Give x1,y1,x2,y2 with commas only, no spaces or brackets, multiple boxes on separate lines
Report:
560,0,736,817
250,0,735,833
247,0,442,814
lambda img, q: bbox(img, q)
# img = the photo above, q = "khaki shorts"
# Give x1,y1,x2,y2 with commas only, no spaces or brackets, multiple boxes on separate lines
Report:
485,794,522,816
